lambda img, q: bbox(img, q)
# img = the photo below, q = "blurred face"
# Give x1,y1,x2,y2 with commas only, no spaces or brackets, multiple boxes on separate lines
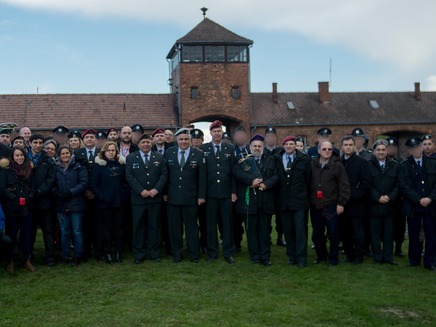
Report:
0,134,10,145
409,145,423,159
296,141,304,151
96,138,106,148
83,134,96,148
265,133,277,147
54,133,67,146
104,144,117,160
153,133,165,146
374,144,387,161
342,139,355,156
139,138,152,153
132,132,142,144
69,137,81,150
60,148,72,163
284,141,296,155
165,130,174,143
249,140,264,157
44,143,57,158
19,127,31,143
191,137,203,148
30,138,44,154
120,127,132,144
210,127,223,144
12,139,25,149
423,139,434,155
13,149,25,165
317,135,330,143
387,145,398,157
233,131,248,147
354,136,365,149
108,131,118,142
318,141,333,160
177,134,190,151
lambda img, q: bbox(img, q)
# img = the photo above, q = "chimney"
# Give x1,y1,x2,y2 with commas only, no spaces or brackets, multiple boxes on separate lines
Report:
318,81,330,103
415,82,421,101
272,82,278,103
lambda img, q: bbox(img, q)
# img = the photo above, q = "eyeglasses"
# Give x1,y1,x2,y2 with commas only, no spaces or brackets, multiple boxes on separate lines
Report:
321,148,333,151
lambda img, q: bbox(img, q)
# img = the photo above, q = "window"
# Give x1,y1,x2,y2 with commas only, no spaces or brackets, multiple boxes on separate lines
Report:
231,86,240,99
182,46,203,62
205,46,225,62
369,100,379,109
191,87,199,99
227,46,248,62
287,101,295,110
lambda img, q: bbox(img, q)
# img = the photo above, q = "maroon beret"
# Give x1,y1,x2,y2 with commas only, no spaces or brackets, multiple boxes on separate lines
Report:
152,128,165,137
209,120,223,130
82,129,97,137
107,127,117,134
282,135,296,145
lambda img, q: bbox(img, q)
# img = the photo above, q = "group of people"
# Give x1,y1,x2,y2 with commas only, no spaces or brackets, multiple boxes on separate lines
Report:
0,121,435,273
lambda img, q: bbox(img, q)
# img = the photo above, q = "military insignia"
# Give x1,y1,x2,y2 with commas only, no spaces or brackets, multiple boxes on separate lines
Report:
153,161,160,166
243,163,250,171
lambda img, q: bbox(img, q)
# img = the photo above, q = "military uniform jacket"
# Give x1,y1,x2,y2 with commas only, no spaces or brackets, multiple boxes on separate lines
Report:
74,147,101,174
164,147,206,206
200,142,237,199
368,156,399,216
399,156,436,216
274,149,311,212
126,150,168,205
233,154,279,215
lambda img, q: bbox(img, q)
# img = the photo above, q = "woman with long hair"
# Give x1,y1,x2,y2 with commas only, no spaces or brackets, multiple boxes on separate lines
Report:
0,147,35,272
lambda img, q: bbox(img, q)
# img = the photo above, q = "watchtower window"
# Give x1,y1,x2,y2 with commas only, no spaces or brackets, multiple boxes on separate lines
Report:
191,87,199,99
182,46,203,62
205,46,225,62
231,86,240,99
227,46,248,62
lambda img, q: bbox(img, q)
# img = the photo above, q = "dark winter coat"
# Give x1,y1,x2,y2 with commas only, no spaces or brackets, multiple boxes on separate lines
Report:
32,152,55,210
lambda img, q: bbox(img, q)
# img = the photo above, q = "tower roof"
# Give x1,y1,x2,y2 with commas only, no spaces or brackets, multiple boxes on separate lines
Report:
167,18,253,59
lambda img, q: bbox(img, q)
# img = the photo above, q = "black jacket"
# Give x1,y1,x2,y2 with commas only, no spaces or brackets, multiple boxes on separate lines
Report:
125,150,168,205
164,146,206,206
340,153,371,216
274,150,311,211
0,159,34,217
368,156,400,216
399,156,436,216
74,147,101,174
90,156,130,209
200,142,237,199
233,154,279,215
53,157,89,213
32,152,55,210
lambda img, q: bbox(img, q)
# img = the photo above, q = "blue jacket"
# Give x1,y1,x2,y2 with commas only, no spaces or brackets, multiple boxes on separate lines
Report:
54,156,88,213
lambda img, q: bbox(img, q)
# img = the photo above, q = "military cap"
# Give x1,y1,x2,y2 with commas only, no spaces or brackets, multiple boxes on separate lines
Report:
53,126,69,134
222,132,231,140
174,128,190,137
131,124,144,134
250,134,265,143
68,129,82,139
96,130,107,139
152,128,165,137
386,136,398,147
0,128,12,135
282,135,296,145
138,133,152,142
210,120,223,130
405,137,422,148
351,128,365,137
234,125,246,133
317,128,332,136
372,139,389,149
295,136,305,143
107,127,117,135
422,134,432,141
191,129,204,139
265,127,277,135
0,122,17,131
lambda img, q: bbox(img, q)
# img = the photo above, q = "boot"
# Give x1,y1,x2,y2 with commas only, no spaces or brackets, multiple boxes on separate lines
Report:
115,252,122,263
25,258,36,272
6,260,14,273
105,254,113,264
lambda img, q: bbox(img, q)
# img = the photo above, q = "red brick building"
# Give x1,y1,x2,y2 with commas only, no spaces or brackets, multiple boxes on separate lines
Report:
1,17,436,154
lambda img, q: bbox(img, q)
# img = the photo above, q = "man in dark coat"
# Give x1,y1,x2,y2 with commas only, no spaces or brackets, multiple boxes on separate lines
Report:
126,133,168,264
200,120,237,264
29,134,56,266
233,135,279,266
164,128,206,263
74,129,101,260
340,136,371,264
275,135,311,267
368,139,400,265
399,137,436,271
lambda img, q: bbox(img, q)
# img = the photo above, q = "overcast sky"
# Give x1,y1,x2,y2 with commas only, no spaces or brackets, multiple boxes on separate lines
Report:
1,0,436,94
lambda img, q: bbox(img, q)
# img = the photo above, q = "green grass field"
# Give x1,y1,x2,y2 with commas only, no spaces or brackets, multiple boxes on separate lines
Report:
1,229,435,327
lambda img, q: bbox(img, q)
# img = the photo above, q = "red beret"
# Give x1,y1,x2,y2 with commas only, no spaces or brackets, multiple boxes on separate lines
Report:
282,135,296,145
152,128,165,137
107,127,117,134
209,120,223,130
82,129,97,137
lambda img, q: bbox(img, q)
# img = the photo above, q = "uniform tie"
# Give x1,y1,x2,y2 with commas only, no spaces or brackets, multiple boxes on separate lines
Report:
287,156,292,169
215,145,221,158
143,154,149,165
180,150,186,167
88,150,94,162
